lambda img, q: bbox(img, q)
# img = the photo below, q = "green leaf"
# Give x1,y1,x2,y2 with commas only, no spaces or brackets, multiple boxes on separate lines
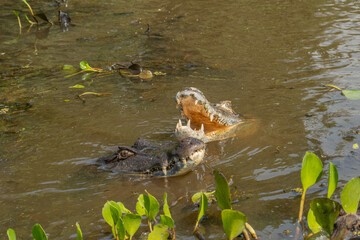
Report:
69,84,85,89
136,194,146,216
13,11,19,17
160,215,174,229
191,191,215,204
196,193,208,224
102,201,122,227
342,89,360,100
118,202,131,214
310,198,340,235
81,73,92,81
116,218,126,240
221,209,247,240
145,191,160,221
301,152,323,192
163,193,172,218
307,208,323,234
7,228,16,240
327,162,338,199
214,170,232,210
32,224,48,240
123,213,142,239
63,65,75,71
75,222,83,240
79,61,91,70
147,224,169,240
341,177,360,213
109,201,122,225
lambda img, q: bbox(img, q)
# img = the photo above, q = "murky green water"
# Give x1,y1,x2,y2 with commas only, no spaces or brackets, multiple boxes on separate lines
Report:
1,0,360,239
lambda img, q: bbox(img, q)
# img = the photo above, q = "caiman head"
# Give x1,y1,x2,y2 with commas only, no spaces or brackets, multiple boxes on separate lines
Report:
175,87,243,142
97,137,205,176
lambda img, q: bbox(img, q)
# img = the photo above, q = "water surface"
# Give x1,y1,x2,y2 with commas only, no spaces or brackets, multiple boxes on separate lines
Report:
1,0,360,239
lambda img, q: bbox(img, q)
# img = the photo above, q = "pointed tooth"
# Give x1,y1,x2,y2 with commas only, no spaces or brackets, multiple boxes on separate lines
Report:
210,114,214,122
187,119,191,128
178,119,182,127
200,124,204,132
162,166,167,176
181,159,187,165
195,100,198,105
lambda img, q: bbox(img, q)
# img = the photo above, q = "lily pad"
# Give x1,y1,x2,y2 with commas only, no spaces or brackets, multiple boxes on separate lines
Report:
342,90,360,100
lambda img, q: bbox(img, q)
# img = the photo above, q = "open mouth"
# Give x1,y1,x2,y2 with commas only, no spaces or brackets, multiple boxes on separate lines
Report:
175,88,243,142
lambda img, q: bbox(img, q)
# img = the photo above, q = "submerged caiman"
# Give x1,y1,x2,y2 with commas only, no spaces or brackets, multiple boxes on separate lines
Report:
175,87,253,143
96,137,205,176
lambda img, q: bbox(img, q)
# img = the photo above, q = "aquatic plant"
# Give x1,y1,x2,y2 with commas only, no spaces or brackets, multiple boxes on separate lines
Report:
7,223,83,240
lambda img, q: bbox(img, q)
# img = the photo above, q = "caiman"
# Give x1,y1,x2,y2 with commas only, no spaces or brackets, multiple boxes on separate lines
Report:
175,87,252,143
96,137,205,176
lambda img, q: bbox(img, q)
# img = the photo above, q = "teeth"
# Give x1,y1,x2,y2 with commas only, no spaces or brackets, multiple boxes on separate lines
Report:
162,166,167,176
210,114,214,122
195,100,198,105
181,159,187,165
200,124,204,132
187,119,191,128
177,119,182,129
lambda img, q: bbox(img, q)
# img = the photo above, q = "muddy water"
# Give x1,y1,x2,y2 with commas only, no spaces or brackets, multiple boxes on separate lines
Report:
1,0,360,239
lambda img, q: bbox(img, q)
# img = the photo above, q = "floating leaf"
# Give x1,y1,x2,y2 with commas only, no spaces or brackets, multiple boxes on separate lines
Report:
63,65,75,71
353,143,359,150
148,224,169,240
341,177,360,214
80,61,91,70
342,90,360,100
123,213,141,239
32,224,48,240
138,70,153,80
7,228,16,240
307,208,322,234
160,215,174,229
76,223,83,240
64,100,70,102
301,152,323,192
221,209,247,240
310,198,340,235
214,170,232,210
154,71,166,76
69,84,85,89
327,162,338,199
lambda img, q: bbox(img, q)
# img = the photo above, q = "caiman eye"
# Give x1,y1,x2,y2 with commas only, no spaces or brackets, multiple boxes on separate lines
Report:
118,150,134,158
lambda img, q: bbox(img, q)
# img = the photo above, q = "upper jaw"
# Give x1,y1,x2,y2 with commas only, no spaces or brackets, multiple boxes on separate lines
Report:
174,87,243,142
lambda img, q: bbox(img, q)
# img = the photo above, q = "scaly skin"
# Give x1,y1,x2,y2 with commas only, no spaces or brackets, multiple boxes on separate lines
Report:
175,87,245,142
96,137,205,176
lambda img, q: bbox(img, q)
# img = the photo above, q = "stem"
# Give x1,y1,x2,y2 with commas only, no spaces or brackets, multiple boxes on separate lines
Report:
242,229,250,240
298,189,306,222
22,0,38,23
193,221,199,233
148,220,153,232
172,228,176,240
245,222,258,239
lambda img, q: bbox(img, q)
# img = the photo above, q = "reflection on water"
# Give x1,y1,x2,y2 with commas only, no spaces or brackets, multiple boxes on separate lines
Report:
1,0,360,239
